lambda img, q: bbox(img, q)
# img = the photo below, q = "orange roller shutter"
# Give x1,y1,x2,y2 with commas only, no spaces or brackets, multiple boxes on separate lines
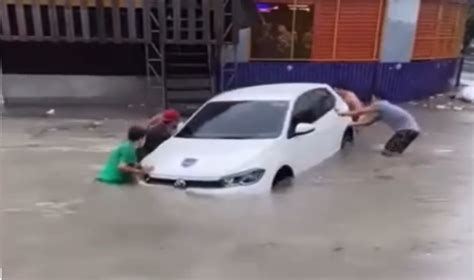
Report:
413,0,468,60
413,0,439,59
335,0,383,60
312,0,338,59
312,0,385,61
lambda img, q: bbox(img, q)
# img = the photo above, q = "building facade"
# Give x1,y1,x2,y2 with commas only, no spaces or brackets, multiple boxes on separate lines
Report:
0,0,470,109
229,0,469,102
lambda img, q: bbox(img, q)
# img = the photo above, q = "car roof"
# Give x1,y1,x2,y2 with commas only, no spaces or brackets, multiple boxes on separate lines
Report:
210,83,331,102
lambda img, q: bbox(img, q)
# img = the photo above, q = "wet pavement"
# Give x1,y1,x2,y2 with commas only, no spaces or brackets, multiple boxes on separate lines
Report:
1,106,473,279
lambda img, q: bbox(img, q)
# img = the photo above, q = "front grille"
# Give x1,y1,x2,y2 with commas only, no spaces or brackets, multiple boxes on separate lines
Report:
146,177,224,189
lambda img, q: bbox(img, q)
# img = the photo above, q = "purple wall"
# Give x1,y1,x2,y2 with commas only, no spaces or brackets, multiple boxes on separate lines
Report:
375,59,459,102
225,58,460,102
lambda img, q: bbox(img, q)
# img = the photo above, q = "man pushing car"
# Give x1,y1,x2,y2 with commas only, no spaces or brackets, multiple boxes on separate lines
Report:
137,108,182,161
338,97,420,157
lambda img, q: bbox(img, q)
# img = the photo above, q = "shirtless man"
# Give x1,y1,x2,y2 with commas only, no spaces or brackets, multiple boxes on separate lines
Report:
334,87,365,121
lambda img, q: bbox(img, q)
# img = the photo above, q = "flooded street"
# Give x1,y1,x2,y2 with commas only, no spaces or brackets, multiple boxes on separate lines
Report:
1,107,473,279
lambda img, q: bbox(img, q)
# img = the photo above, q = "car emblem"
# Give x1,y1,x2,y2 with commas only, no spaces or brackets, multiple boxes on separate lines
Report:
181,158,197,168
174,179,187,189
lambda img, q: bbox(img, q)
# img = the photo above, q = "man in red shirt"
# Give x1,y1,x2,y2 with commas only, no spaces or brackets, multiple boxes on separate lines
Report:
137,109,181,161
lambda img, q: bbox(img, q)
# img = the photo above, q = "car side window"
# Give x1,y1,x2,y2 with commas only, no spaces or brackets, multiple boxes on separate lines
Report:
292,93,314,123
288,89,336,137
288,92,315,137
309,89,336,121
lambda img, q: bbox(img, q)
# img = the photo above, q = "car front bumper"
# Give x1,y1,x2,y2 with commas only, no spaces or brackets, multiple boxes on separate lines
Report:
144,174,273,196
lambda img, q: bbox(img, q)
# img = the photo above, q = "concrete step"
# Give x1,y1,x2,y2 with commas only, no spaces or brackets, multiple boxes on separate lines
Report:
166,77,211,88
167,90,212,100
168,102,204,116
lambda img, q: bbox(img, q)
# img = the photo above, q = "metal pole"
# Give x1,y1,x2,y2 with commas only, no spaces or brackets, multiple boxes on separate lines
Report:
455,56,465,88
0,59,4,107
232,44,238,89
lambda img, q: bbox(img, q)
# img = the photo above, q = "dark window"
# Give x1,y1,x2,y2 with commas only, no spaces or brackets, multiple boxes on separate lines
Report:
88,7,97,37
135,8,144,39
251,2,314,60
120,8,128,38
56,6,66,37
24,5,35,36
72,7,82,37
309,89,336,121
103,7,113,38
7,4,18,36
40,5,50,36
288,89,335,137
177,101,289,139
292,92,315,124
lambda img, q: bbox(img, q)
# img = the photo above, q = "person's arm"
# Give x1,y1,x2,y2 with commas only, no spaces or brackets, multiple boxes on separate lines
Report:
118,164,147,175
118,145,153,176
147,114,162,128
339,104,378,117
350,114,380,127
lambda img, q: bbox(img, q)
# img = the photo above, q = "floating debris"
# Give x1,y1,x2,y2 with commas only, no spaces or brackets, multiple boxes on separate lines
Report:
375,174,394,181
311,175,324,184
433,148,454,154
435,105,447,110
45,108,55,117
459,86,474,103
91,121,103,127
35,199,84,218
2,208,30,213
332,246,344,252
35,201,55,207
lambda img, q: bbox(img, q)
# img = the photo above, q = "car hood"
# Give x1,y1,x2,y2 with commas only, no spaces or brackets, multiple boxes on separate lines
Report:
142,137,276,179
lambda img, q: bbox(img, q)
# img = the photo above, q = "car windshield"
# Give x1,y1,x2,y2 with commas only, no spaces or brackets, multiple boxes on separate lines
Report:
176,101,289,139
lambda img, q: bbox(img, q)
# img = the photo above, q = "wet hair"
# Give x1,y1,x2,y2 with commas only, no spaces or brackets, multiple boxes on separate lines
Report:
127,125,147,142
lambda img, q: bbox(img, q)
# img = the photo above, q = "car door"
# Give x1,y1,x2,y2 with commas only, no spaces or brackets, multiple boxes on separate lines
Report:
285,89,338,174
309,89,342,160
285,92,321,173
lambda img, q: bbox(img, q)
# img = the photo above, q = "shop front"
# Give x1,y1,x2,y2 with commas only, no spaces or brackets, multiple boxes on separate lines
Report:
226,0,468,102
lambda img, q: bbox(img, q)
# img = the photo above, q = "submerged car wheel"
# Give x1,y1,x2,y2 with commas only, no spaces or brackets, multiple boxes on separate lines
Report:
341,127,354,149
272,166,294,192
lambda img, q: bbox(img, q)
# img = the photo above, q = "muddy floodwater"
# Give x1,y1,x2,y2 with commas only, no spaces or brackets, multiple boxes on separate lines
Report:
1,107,473,279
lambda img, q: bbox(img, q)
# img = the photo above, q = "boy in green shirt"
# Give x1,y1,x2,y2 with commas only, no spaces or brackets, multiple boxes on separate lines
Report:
97,126,152,185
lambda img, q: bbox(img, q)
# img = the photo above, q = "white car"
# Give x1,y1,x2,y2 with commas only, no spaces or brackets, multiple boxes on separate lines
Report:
142,83,353,195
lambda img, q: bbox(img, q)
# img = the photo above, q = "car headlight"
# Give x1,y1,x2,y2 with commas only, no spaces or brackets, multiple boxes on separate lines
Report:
221,169,265,187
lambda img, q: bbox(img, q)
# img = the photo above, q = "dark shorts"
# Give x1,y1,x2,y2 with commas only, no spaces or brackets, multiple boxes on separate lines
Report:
384,129,419,154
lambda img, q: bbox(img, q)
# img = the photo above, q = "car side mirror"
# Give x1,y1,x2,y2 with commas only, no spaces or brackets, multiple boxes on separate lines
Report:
293,123,315,137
